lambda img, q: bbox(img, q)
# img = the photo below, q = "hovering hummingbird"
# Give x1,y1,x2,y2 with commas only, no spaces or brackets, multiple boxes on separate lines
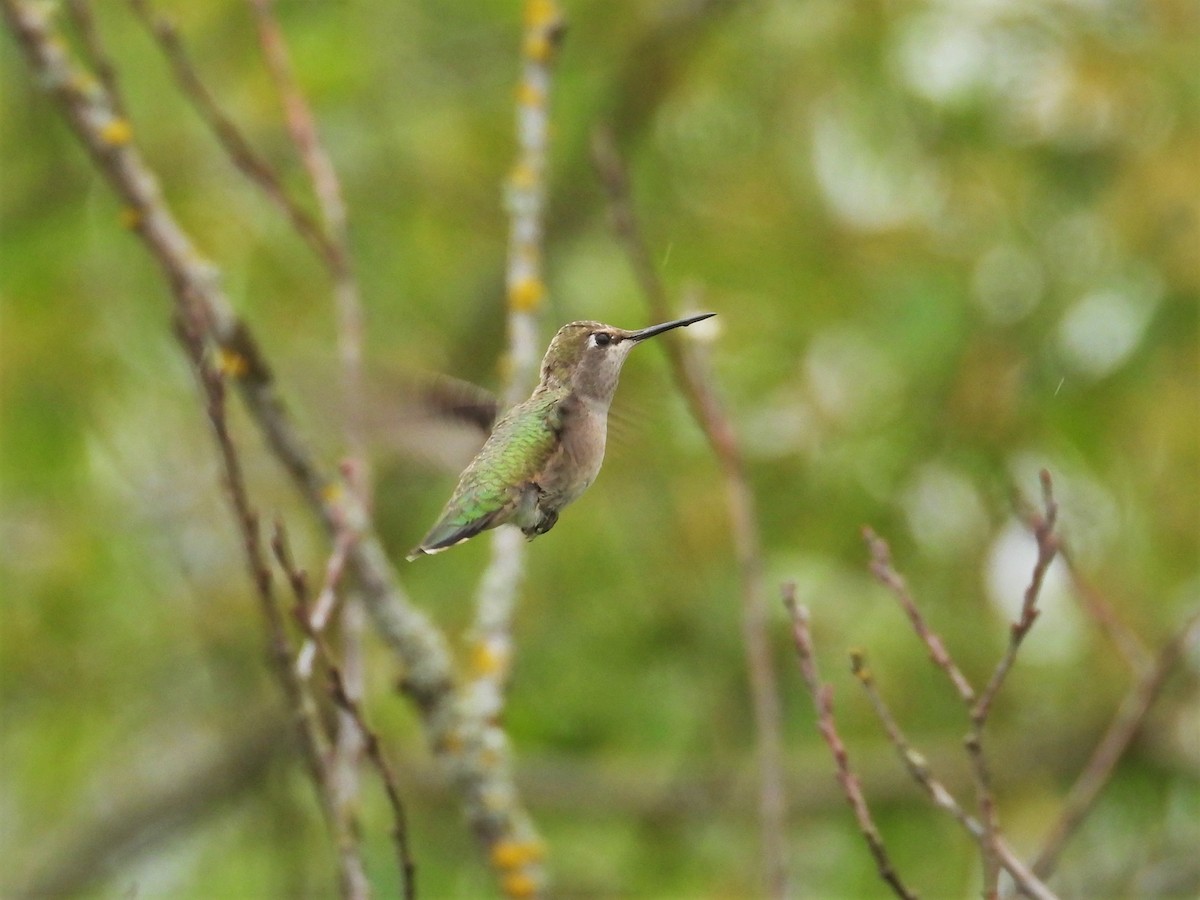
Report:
407,312,715,559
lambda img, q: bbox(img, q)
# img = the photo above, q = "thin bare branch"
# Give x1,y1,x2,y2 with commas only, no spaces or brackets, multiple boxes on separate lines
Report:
783,586,917,900
1029,606,1200,881
66,0,126,118
1058,546,1150,674
2,3,540,887
273,524,418,900
849,648,979,835
863,527,977,705
847,648,1058,900
972,470,1060,724
296,521,356,678
174,304,369,900
243,0,367,483
592,123,788,900
242,0,372,836
956,472,1059,897
127,0,341,271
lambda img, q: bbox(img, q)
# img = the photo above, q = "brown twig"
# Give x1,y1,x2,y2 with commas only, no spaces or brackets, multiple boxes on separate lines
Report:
592,123,788,900
243,0,371,841
847,648,1058,900
857,495,1066,900
1058,545,1150,674
972,471,1060,723
863,527,976,705
1029,606,1200,881
783,586,917,900
66,0,126,119
2,2,541,888
174,304,370,899
296,518,356,678
960,472,1059,895
272,524,418,900
243,0,367,481
127,0,341,271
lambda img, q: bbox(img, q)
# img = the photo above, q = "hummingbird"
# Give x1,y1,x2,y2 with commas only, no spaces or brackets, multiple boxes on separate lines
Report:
406,312,716,559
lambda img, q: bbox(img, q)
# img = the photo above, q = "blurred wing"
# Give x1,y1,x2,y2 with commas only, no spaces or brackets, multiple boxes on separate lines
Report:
289,356,500,472
419,374,500,434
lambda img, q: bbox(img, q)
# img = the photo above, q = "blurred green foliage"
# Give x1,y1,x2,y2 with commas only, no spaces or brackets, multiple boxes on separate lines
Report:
2,0,1197,897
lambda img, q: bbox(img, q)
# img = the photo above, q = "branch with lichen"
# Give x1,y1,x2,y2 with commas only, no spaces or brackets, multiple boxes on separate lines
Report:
590,125,788,899
452,4,568,896
1,1,542,892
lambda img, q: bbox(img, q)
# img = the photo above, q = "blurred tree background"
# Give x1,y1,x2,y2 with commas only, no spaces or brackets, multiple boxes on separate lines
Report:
2,0,1198,897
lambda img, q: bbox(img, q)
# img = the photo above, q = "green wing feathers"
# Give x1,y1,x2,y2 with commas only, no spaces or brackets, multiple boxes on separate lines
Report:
407,392,562,558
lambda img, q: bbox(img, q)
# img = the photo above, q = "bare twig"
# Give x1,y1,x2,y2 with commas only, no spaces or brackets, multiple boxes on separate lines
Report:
66,0,126,118
174,305,370,900
246,0,349,262
959,472,1060,896
847,648,1058,900
592,123,788,900
1058,546,1150,674
972,471,1060,724
273,524,418,900
865,503,1028,897
2,3,541,887
1029,606,1200,881
296,520,356,678
243,0,372,839
863,527,976,705
243,0,367,480
127,0,341,271
856,503,1066,900
783,586,917,900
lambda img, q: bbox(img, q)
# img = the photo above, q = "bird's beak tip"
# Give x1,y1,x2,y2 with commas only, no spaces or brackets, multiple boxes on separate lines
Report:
629,311,717,342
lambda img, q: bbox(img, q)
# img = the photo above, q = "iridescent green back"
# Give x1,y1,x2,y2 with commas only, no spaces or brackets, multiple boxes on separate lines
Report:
416,388,563,550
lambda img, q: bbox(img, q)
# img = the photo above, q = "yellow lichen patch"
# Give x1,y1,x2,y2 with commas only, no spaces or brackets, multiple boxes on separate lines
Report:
508,162,537,190
217,348,250,378
508,276,544,312
522,33,553,64
67,71,99,96
469,640,509,678
501,872,539,899
515,79,544,108
478,743,505,768
100,117,133,147
437,730,464,755
118,207,142,230
523,0,560,30
492,837,546,871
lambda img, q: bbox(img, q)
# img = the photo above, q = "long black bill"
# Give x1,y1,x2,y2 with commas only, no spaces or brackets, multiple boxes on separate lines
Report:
628,312,716,342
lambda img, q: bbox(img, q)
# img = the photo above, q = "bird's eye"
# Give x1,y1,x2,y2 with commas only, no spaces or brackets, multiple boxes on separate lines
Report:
593,332,613,347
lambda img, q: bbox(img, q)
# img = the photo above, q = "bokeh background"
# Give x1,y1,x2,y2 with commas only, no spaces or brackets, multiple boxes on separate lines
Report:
2,0,1198,896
